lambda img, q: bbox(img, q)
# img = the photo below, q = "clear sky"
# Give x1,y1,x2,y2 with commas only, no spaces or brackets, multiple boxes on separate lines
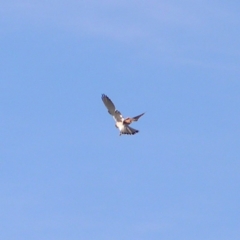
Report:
1,1,240,239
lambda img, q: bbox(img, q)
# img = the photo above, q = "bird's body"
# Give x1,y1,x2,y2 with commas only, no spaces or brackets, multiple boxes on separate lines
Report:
101,94,145,136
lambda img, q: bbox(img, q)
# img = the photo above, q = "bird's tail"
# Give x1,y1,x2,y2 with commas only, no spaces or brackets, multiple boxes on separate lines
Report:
121,126,139,135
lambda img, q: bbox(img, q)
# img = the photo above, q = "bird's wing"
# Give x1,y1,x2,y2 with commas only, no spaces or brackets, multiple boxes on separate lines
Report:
113,110,124,122
123,112,145,124
131,112,145,121
102,94,124,122
101,94,116,115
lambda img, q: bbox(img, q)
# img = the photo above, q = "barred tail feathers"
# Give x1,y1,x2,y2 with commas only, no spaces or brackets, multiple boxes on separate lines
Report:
121,126,139,135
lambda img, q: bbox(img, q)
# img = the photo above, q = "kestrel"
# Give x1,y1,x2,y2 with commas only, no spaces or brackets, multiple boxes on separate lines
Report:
101,94,145,136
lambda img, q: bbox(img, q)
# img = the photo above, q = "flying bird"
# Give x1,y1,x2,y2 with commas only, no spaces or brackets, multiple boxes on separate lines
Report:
101,94,145,136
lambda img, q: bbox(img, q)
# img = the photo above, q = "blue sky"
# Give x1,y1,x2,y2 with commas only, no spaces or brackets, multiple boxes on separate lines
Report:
1,1,240,239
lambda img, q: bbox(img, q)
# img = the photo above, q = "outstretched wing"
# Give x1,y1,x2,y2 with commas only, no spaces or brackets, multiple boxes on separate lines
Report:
101,94,116,115
131,112,145,121
101,94,124,122
123,112,145,124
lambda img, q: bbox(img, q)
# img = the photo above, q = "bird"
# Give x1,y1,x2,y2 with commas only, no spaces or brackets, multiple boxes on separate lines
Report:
101,94,145,136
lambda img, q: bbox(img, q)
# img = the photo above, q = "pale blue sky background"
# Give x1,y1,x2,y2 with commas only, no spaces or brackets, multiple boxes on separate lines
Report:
1,1,240,239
